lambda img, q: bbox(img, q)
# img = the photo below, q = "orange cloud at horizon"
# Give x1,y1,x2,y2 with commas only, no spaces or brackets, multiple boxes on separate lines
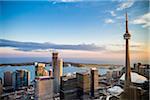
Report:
0,47,148,64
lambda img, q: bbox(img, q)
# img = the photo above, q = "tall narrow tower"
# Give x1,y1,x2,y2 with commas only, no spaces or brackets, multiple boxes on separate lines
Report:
52,52,63,93
121,13,142,100
90,68,99,97
52,52,59,93
123,13,131,87
52,52,58,77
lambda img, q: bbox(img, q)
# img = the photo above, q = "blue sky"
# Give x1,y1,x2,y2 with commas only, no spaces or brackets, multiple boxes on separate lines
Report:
0,0,149,64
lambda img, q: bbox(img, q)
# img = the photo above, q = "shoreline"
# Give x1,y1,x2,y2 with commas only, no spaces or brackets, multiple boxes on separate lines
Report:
0,62,123,68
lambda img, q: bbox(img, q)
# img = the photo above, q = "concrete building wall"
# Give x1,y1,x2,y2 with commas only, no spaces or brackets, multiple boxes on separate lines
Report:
60,75,78,100
76,72,90,94
35,77,54,100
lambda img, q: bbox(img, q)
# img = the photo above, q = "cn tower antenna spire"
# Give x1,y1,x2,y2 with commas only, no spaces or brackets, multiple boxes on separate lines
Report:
126,12,129,33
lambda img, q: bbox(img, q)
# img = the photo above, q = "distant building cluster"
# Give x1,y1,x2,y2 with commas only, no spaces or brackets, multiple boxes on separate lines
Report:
0,70,33,99
133,63,149,78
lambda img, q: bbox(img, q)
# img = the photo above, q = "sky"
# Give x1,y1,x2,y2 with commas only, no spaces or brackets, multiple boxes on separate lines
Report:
0,0,149,65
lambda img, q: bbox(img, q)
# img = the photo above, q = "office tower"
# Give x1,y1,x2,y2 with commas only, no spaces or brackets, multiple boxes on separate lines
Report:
4,71,13,87
76,72,90,98
60,75,78,100
52,52,63,93
0,77,2,95
123,13,131,88
34,76,54,100
52,52,58,93
90,68,99,97
13,70,30,90
52,52,58,77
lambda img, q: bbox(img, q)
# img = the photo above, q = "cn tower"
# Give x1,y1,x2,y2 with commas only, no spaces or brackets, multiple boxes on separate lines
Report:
123,13,131,87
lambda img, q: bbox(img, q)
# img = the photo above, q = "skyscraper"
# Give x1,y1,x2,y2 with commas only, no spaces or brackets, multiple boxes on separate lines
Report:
90,68,99,97
60,75,78,100
76,72,90,98
52,52,58,77
4,71,13,87
13,70,30,90
35,76,54,100
52,52,63,93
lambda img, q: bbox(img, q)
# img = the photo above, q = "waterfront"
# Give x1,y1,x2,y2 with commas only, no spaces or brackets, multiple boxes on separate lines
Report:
0,65,110,82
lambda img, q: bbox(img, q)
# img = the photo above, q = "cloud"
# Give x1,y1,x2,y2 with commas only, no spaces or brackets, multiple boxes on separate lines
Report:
0,39,105,52
131,12,150,28
105,19,114,24
107,49,146,54
116,0,135,11
116,16,124,19
109,11,116,16
109,44,141,48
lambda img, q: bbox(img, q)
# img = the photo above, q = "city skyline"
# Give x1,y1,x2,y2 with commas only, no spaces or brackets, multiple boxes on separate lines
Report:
0,0,149,64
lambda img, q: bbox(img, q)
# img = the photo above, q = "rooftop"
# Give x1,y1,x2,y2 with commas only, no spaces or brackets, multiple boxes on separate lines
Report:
76,71,89,75
120,72,148,84
107,86,124,96
35,76,54,80
91,67,97,70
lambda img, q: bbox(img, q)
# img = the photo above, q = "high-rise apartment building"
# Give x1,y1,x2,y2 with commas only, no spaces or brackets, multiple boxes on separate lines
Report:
60,75,78,100
35,76,54,100
13,70,30,90
90,68,99,97
4,71,13,87
76,72,90,98
52,52,63,93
